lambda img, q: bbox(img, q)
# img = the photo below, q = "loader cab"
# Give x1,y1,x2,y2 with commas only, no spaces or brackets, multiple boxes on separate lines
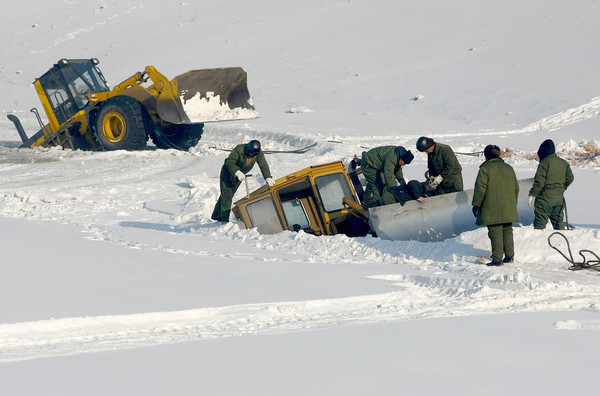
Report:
36,58,109,129
232,161,371,237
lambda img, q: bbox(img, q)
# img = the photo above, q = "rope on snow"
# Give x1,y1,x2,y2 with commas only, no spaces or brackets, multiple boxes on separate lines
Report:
548,232,600,271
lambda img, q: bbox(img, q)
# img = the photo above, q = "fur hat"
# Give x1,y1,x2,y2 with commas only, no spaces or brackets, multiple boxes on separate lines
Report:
395,146,414,164
484,144,501,160
537,139,555,161
406,180,424,200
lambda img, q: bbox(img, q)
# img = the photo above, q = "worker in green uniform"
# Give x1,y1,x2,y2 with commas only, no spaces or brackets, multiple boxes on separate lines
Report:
211,140,274,223
378,180,427,206
472,145,520,266
360,145,414,205
528,139,574,230
416,136,463,195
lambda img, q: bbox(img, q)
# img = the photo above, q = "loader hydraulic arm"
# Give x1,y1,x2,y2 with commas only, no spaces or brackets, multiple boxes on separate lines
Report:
143,66,178,99
112,71,147,91
111,66,177,100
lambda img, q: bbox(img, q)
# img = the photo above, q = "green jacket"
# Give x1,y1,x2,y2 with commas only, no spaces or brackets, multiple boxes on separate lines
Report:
363,146,404,188
427,143,463,192
223,144,272,183
472,158,519,226
528,154,574,197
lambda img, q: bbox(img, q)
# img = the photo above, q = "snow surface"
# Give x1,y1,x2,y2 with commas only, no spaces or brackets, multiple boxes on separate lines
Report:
1,0,600,395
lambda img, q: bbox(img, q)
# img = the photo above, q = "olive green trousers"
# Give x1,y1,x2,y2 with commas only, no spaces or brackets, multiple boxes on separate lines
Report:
211,168,242,222
362,165,385,204
487,223,514,262
533,193,565,230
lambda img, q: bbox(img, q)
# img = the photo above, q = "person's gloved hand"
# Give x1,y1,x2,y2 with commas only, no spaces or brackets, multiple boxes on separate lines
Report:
235,170,245,181
472,206,480,218
430,175,443,188
528,195,535,207
266,177,275,187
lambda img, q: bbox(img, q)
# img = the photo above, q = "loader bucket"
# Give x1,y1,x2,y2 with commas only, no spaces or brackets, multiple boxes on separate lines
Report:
156,67,259,124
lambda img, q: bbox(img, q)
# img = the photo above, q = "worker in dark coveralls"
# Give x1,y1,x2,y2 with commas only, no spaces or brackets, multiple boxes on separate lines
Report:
379,180,427,207
471,145,520,266
416,136,463,195
211,140,274,223
360,146,415,205
528,139,574,230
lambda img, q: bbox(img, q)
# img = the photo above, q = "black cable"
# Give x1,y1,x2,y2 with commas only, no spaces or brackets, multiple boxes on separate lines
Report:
212,143,317,154
548,232,600,271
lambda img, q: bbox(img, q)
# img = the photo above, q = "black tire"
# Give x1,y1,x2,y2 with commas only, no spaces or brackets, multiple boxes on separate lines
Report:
150,123,204,150
94,96,148,150
69,130,94,151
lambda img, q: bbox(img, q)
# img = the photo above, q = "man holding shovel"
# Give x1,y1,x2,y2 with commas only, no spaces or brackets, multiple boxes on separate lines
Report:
211,140,275,223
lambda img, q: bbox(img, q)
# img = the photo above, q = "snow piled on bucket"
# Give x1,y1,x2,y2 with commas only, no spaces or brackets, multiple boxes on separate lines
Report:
182,92,259,122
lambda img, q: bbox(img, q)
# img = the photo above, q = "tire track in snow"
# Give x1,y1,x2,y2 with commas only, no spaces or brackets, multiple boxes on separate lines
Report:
1,273,598,363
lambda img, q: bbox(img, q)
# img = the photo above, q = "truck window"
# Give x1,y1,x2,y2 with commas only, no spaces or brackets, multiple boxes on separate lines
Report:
70,60,110,93
246,197,284,234
61,67,92,110
39,71,76,124
281,199,310,229
315,173,354,212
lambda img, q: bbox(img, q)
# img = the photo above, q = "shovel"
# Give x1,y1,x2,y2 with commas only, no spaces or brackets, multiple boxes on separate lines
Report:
244,174,252,198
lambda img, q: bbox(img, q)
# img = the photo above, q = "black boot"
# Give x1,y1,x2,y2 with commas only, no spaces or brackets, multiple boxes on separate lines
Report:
486,259,503,267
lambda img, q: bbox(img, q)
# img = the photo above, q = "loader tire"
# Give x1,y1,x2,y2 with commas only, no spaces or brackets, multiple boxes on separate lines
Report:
150,123,204,150
70,130,94,151
94,96,148,151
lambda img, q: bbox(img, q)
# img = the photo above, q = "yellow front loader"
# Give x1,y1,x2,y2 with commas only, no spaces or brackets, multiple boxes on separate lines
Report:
7,58,258,151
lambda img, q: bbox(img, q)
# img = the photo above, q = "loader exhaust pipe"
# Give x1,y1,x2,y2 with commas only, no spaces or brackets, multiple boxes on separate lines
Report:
7,114,29,143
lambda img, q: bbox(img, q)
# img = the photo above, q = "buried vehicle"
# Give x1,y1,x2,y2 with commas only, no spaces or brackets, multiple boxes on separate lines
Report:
232,161,371,237
7,58,258,151
232,160,535,241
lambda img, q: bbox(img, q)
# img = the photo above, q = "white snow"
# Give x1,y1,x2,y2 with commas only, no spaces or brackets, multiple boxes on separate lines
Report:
1,0,600,395
181,91,260,122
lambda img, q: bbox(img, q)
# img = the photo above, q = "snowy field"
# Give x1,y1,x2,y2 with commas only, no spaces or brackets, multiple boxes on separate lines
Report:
1,1,600,394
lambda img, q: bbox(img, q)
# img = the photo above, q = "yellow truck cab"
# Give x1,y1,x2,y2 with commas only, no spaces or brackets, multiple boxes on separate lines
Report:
232,161,370,237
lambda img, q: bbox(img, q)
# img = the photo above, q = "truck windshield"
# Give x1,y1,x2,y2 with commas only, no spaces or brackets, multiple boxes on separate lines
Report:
315,173,354,212
68,61,109,93
60,61,109,110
